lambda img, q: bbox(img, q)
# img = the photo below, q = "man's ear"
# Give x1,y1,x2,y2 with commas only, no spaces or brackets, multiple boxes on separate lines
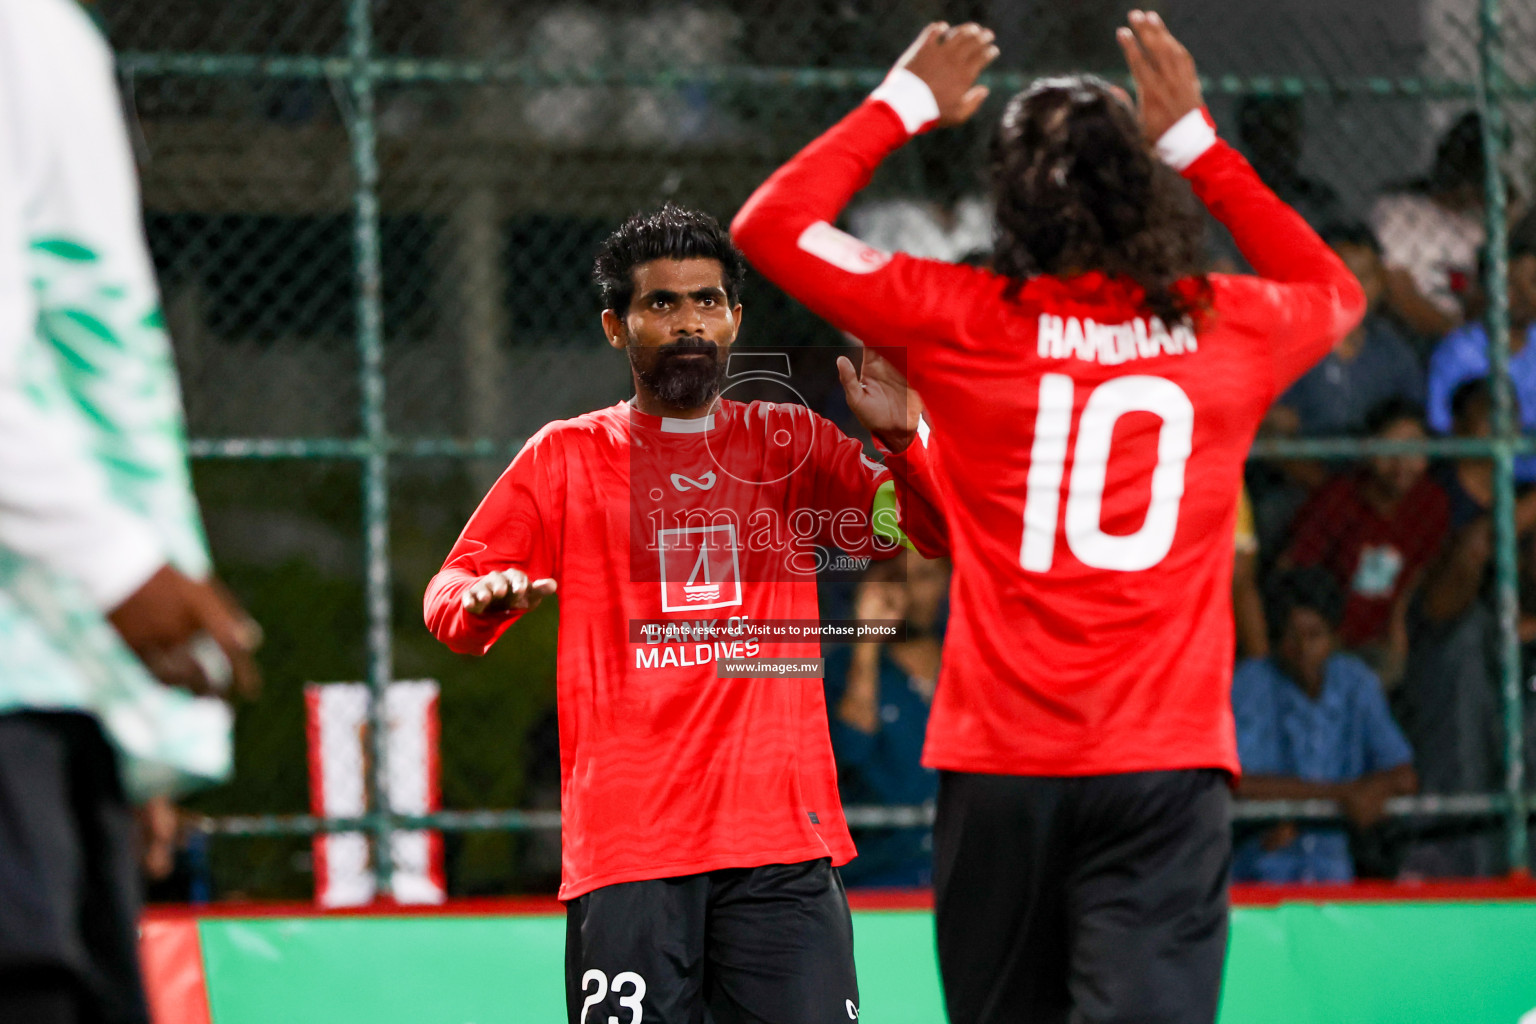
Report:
602,309,626,350
727,303,744,344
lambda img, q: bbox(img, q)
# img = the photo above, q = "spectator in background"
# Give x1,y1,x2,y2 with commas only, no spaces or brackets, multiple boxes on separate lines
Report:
1395,378,1529,877
1372,112,1487,343
1248,223,1424,559
1426,211,1536,482
1267,224,1424,440
1232,568,1418,884
1278,399,1449,687
1235,95,1344,229
824,550,949,887
846,143,992,264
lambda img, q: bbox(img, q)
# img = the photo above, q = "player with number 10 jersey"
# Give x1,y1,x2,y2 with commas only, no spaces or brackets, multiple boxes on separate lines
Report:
734,14,1366,1024
733,38,1364,786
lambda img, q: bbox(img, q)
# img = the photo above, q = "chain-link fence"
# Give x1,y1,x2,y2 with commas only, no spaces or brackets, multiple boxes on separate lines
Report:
100,0,1536,899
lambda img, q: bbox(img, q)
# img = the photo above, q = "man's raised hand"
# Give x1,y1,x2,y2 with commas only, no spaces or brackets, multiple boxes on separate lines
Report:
1116,10,1203,143
891,22,999,129
838,347,924,452
461,568,557,616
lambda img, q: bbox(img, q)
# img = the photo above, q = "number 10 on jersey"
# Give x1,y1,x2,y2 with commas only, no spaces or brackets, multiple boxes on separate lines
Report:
1021,374,1194,574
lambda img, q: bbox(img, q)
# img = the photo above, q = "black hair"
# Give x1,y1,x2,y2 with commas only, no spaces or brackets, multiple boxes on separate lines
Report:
1429,111,1486,194
1265,566,1346,634
1319,221,1383,257
1362,396,1425,437
593,203,746,314
1451,376,1491,426
990,76,1211,328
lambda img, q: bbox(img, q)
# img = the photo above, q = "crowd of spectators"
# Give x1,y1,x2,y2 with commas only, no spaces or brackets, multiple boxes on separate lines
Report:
825,108,1536,887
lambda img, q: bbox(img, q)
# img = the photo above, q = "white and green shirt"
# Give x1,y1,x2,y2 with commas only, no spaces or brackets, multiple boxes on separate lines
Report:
0,0,229,798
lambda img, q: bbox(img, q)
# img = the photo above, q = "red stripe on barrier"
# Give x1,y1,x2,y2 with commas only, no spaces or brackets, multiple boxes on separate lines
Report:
139,876,1536,922
302,686,330,905
424,690,446,898
140,919,212,1024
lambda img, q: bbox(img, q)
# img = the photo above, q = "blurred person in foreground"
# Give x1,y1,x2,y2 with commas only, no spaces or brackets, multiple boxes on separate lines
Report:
0,2,259,1022
1277,399,1449,688
824,550,949,887
423,205,943,1024
733,12,1365,1024
1231,568,1417,883
1426,211,1536,483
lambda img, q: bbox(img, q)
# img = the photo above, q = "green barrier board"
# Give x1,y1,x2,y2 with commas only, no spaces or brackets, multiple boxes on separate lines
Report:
196,904,1536,1023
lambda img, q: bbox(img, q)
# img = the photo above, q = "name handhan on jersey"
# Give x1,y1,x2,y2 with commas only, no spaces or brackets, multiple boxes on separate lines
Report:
1037,313,1198,366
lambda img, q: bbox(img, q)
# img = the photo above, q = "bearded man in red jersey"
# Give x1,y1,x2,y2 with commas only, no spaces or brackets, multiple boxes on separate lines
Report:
424,204,942,1024
733,12,1365,1024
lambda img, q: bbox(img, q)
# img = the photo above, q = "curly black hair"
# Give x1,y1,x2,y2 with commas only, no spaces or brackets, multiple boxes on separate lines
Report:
592,203,747,315
990,76,1210,327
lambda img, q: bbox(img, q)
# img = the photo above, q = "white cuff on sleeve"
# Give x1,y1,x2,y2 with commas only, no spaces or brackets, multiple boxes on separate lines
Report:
81,518,167,611
870,68,941,136
1155,109,1218,171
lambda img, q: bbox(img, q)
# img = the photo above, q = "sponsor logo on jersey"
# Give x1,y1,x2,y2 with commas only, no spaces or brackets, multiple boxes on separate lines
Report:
796,221,892,275
670,470,717,492
658,522,743,612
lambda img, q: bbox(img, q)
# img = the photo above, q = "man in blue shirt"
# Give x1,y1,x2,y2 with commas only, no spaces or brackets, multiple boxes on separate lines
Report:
1426,212,1536,480
1232,567,1418,883
1271,224,1425,439
824,551,948,886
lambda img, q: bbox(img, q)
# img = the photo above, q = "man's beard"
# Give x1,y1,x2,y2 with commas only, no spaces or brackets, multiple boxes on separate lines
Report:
629,339,724,409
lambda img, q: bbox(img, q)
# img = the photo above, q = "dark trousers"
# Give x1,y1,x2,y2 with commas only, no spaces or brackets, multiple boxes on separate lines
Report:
0,712,147,1024
933,769,1231,1024
565,858,859,1024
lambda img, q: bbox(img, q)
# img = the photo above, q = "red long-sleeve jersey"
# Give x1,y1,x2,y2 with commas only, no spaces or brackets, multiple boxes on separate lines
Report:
423,398,941,898
732,99,1365,778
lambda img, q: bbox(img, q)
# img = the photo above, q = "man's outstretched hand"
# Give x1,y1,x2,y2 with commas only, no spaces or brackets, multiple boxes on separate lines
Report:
109,565,262,699
1116,10,1203,143
890,22,999,129
838,347,924,453
461,567,557,616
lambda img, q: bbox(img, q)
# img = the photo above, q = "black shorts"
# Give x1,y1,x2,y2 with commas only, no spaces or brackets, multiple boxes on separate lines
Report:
565,858,859,1024
0,711,149,1024
933,768,1231,1024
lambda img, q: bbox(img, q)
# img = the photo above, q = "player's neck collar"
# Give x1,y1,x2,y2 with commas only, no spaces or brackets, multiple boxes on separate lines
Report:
625,399,721,435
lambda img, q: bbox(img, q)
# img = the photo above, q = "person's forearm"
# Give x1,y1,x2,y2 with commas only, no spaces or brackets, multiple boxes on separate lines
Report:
1514,490,1536,533
1235,775,1345,801
1419,533,1489,623
423,565,522,656
878,436,951,559
1371,763,1419,796
835,645,883,734
1232,552,1269,658
1180,125,1360,299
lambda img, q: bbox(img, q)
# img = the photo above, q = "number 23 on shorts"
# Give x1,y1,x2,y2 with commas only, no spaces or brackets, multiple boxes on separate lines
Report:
1021,374,1194,573
580,969,647,1024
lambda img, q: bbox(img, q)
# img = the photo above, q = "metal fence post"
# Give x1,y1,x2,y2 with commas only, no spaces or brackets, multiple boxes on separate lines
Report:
1478,0,1528,875
345,0,395,896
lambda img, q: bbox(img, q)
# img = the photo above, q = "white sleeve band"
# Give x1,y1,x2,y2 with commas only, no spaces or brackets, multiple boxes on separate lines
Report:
79,521,167,611
870,68,941,136
1155,109,1218,172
